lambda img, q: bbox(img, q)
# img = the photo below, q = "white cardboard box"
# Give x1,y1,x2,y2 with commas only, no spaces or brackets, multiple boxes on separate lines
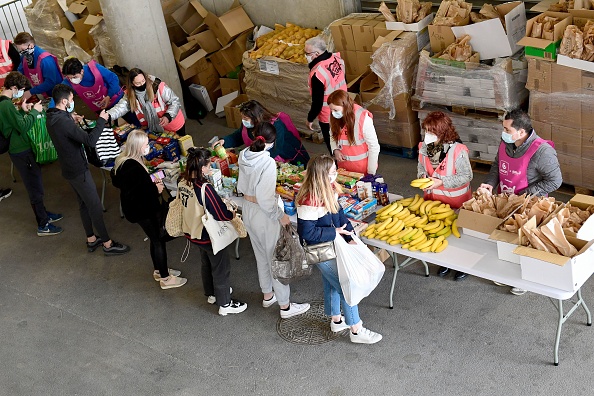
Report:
557,54,594,73
490,229,520,264
214,91,239,118
386,13,434,32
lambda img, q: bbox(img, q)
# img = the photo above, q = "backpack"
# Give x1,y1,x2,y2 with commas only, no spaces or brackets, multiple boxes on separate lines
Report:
79,119,121,167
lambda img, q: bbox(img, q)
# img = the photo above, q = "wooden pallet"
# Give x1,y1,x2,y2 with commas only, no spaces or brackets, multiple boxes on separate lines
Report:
380,144,418,159
412,97,506,118
469,158,493,174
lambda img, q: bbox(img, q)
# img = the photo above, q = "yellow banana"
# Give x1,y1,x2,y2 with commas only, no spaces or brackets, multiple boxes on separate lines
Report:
434,239,449,253
410,178,431,187
394,208,411,219
401,213,416,223
409,233,427,246
398,197,415,207
376,229,390,237
431,206,454,214
389,239,400,246
409,197,425,212
382,203,403,217
421,246,432,253
415,215,428,227
452,219,461,238
376,218,392,232
441,229,452,239
444,217,453,226
430,236,445,252
380,235,390,241
424,200,441,215
386,219,403,230
400,229,417,242
408,246,421,251
417,181,434,190
409,194,420,207
431,223,446,233
435,226,451,237
423,221,442,232
375,203,393,215
432,210,456,221
416,238,434,250
401,243,411,249
419,200,431,215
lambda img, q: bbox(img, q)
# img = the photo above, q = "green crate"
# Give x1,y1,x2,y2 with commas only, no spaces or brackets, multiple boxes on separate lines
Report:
524,40,561,61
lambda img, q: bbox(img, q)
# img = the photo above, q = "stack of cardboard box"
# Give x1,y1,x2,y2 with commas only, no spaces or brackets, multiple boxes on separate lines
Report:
526,58,594,189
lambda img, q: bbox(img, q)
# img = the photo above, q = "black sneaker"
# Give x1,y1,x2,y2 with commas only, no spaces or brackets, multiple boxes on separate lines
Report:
87,237,103,253
47,212,63,223
103,241,130,256
0,188,12,202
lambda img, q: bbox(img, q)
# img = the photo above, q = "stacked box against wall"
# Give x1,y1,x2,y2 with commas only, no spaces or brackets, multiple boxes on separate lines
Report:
526,58,594,189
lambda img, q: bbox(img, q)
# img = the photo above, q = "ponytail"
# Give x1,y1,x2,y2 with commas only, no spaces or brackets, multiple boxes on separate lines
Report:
181,147,211,186
249,122,276,152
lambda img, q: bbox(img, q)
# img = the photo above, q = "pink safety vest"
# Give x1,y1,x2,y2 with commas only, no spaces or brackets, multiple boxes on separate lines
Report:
240,114,303,163
0,40,13,87
134,81,185,132
70,60,109,112
497,137,553,195
336,104,372,174
22,50,62,98
418,142,472,209
308,53,347,124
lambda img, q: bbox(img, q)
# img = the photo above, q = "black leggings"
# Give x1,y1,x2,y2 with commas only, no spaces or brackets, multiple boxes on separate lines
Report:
137,215,168,278
319,121,332,154
197,243,231,307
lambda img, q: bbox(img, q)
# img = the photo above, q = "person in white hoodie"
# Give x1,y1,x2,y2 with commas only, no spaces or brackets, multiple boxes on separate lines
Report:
238,122,310,319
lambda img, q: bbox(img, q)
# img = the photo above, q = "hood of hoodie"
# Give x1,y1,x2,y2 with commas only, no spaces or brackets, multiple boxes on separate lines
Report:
238,147,271,175
46,107,74,128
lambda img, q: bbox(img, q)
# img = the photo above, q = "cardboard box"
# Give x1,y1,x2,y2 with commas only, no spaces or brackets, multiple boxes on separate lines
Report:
215,91,239,117
553,126,581,157
72,18,95,53
172,39,200,62
68,0,101,15
386,13,434,32
210,31,249,77
330,17,357,51
451,2,526,59
356,51,373,75
177,48,208,80
517,12,572,61
581,128,594,159
220,78,241,95
352,19,382,51
532,120,552,140
188,60,220,91
558,153,583,186
189,29,222,54
581,159,594,190
489,229,521,264
223,93,249,128
428,12,471,54
515,236,594,292
204,2,254,46
557,54,594,73
457,209,506,240
373,118,420,148
374,21,391,41
172,0,208,36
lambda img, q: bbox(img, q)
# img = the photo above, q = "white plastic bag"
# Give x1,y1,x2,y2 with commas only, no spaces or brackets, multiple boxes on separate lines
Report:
335,234,385,306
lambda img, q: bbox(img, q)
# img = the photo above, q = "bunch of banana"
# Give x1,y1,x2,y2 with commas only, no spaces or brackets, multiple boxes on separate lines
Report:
427,205,456,222
410,178,434,190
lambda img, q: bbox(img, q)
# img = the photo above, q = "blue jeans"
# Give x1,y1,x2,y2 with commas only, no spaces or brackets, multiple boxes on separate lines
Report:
317,259,360,326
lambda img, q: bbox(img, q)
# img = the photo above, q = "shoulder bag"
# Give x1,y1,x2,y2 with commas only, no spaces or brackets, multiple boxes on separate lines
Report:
201,184,239,254
165,194,184,237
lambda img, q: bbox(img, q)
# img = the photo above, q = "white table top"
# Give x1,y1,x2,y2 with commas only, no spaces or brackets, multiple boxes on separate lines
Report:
363,234,579,300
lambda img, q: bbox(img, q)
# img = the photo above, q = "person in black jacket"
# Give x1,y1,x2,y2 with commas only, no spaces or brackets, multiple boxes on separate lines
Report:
46,84,129,255
111,130,186,289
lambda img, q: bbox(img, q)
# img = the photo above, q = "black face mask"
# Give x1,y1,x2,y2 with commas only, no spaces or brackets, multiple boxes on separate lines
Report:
135,83,146,92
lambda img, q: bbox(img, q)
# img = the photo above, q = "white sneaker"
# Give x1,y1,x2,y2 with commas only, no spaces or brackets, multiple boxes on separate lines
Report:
159,276,187,290
153,269,182,281
511,287,527,296
350,326,383,344
493,281,507,286
207,287,233,304
218,299,247,316
280,302,310,319
262,294,277,308
330,316,350,332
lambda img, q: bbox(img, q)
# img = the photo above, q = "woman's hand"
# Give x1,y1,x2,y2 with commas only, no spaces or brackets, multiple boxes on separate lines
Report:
336,224,352,236
280,214,291,226
479,183,493,194
427,177,443,189
348,240,357,245
334,149,345,162
159,116,170,127
155,180,164,194
212,139,225,149
99,96,111,109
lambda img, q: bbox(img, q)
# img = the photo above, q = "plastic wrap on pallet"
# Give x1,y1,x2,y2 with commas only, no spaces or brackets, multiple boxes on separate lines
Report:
89,20,119,69
64,38,92,64
24,0,68,61
369,33,419,119
414,51,528,112
528,90,593,130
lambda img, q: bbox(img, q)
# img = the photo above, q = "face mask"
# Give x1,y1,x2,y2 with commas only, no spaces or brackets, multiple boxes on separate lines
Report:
266,142,274,151
306,54,315,64
20,47,34,56
329,173,337,183
142,146,150,156
501,131,516,144
242,119,253,129
424,133,438,145
13,89,24,99
332,110,343,119
70,77,82,85
135,83,146,92
67,101,75,113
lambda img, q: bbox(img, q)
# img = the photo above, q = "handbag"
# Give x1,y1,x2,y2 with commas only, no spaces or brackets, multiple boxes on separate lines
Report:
28,111,58,164
165,194,184,237
222,198,247,238
272,224,311,285
201,184,239,254
303,240,336,266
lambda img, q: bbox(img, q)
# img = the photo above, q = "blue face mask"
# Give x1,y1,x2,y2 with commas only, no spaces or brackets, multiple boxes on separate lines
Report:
501,131,516,144
332,110,343,119
67,101,75,113
13,89,24,99
242,119,253,129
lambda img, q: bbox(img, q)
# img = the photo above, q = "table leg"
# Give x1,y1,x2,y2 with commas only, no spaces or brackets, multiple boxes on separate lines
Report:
578,288,592,326
421,260,429,277
389,252,399,309
554,299,563,366
235,238,240,260
552,288,592,366
100,169,107,212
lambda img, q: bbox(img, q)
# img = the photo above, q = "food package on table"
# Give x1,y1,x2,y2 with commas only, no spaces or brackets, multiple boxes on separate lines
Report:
249,23,322,64
560,25,584,59
433,0,472,26
522,217,579,257
435,35,475,61
555,204,594,233
379,1,397,22
498,195,561,233
337,168,364,180
470,4,504,27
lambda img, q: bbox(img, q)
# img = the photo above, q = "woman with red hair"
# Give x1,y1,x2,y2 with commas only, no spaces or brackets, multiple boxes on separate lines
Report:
418,111,473,280
327,90,380,174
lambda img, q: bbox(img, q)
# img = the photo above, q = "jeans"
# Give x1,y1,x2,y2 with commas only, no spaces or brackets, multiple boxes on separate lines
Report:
317,259,360,326
319,121,332,154
137,215,168,278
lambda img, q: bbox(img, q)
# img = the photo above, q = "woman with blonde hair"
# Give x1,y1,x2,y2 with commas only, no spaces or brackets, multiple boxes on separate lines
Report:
296,155,382,344
111,130,187,289
327,89,380,175
108,68,186,135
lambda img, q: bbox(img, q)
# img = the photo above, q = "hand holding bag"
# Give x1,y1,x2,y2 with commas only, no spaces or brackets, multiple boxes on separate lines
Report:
272,225,311,285
335,234,385,306
201,184,239,254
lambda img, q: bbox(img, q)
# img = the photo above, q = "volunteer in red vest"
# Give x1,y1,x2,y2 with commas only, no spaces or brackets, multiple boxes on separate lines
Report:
305,35,347,154
213,99,310,166
14,32,62,100
327,90,380,175
0,39,21,87
108,68,186,136
481,108,562,296
418,111,473,281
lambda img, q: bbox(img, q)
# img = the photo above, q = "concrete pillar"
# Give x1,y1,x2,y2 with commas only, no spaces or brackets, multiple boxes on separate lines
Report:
98,0,184,109
200,0,361,31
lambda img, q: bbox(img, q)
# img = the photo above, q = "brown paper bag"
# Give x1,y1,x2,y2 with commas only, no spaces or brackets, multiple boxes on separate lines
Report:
379,1,397,22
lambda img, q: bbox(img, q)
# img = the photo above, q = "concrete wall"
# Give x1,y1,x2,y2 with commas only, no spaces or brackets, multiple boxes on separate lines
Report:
199,0,361,30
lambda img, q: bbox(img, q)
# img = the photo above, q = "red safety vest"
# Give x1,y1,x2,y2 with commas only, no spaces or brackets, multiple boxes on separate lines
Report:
308,53,347,124
418,142,472,209
336,104,372,174
22,50,62,98
0,40,13,88
70,60,109,112
134,81,185,132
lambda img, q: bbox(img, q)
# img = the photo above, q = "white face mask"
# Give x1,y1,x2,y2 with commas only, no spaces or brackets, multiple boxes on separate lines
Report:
242,119,253,129
332,110,343,119
305,54,314,64
329,173,337,183
66,101,75,113
142,146,150,156
424,133,438,145
70,77,82,85
13,89,24,99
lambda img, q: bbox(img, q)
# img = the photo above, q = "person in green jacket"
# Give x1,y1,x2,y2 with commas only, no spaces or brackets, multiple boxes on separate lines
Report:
0,71,62,236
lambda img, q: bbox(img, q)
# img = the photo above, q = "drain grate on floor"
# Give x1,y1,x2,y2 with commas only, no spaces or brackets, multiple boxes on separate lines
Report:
276,300,346,345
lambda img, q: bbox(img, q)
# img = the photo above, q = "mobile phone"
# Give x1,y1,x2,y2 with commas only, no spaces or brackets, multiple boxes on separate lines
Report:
150,170,165,182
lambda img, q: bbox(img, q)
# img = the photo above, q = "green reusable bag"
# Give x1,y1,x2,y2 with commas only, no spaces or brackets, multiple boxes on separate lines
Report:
28,111,57,164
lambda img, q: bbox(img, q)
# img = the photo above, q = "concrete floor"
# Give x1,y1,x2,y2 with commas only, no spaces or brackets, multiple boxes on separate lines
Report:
1,113,592,396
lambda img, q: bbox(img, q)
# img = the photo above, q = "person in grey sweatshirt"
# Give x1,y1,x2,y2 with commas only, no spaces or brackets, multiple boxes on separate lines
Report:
480,109,562,296
237,122,310,319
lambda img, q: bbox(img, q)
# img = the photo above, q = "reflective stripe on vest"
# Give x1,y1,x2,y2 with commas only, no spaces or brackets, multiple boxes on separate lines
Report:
308,53,346,123
337,104,371,162
135,82,184,132
70,60,108,112
419,142,471,199
0,40,12,84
